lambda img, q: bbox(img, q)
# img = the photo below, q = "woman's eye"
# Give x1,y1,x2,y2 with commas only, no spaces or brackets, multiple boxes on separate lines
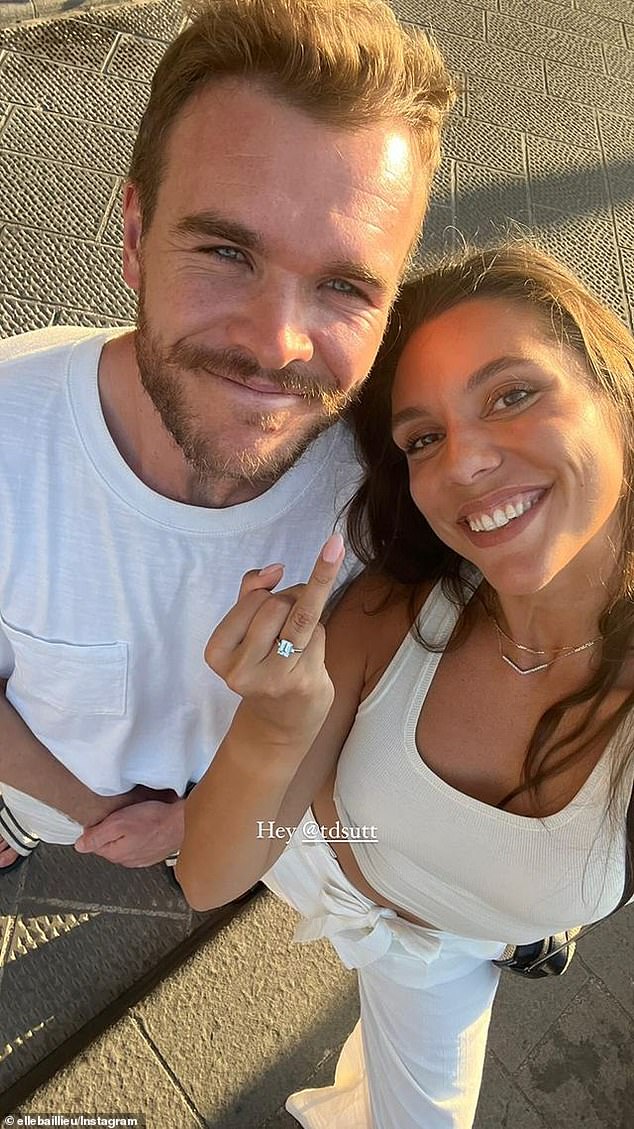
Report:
491,387,534,411
403,432,442,454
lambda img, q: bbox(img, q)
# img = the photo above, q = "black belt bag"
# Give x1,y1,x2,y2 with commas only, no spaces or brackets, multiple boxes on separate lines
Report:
493,788,634,979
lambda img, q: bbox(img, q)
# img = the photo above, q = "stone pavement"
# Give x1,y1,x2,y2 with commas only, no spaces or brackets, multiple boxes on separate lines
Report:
0,0,633,1124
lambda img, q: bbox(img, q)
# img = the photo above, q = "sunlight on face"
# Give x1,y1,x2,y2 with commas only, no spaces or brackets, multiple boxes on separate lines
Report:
391,296,625,597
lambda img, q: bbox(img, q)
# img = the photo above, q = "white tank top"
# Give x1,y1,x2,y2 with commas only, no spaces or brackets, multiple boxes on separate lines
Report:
334,581,634,943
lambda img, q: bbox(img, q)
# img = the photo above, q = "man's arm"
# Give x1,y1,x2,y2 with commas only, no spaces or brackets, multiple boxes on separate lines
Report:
0,679,129,825
0,678,181,869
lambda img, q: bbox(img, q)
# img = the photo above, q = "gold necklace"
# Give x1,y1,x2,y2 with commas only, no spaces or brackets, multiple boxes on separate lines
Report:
491,617,601,676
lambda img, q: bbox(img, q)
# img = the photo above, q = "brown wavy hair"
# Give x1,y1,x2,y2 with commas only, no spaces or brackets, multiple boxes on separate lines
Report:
348,242,634,819
128,0,457,229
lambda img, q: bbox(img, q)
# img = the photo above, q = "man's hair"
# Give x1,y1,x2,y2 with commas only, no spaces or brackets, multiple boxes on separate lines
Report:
128,0,456,227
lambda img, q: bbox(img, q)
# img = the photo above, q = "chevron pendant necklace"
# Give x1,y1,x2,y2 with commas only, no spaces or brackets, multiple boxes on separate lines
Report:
492,617,601,676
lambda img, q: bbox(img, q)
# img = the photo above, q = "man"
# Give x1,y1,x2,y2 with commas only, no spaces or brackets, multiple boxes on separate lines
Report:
0,0,454,872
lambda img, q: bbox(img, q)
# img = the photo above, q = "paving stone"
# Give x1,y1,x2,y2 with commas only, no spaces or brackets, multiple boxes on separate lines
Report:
19,1013,202,1126
1,224,136,319
0,914,15,964
622,248,634,321
0,104,135,176
515,979,634,1127
73,0,185,42
431,153,452,203
31,0,99,14
487,11,606,73
438,30,547,95
136,890,359,1129
260,1044,347,1129
0,16,115,71
1,104,133,176
577,907,634,1020
454,160,531,244
604,41,634,83
0,1,36,28
467,80,600,151
21,841,188,913
445,115,526,175
0,151,116,239
499,0,627,45
0,901,188,1091
605,162,634,250
53,307,131,328
531,205,631,324
546,59,634,116
613,197,634,252
576,0,634,23
0,51,149,131
0,295,56,337
106,30,169,81
101,180,125,244
598,108,634,159
416,202,457,263
526,134,609,213
487,949,590,1073
391,0,486,41
474,1053,548,1129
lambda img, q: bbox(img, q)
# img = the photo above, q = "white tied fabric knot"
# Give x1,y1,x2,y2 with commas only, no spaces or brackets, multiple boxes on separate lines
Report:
292,873,443,972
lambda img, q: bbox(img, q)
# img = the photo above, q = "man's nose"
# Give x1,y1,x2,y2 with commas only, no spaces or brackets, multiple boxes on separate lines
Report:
227,288,315,370
444,426,503,484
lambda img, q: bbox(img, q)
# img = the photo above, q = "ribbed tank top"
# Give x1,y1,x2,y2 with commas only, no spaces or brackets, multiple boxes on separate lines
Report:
334,581,634,944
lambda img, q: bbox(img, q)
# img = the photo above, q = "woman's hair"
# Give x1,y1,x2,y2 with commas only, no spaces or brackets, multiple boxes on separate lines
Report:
348,242,634,820
128,0,457,230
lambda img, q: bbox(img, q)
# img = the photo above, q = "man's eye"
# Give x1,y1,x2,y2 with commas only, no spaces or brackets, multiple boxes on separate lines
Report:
326,279,362,297
206,246,246,262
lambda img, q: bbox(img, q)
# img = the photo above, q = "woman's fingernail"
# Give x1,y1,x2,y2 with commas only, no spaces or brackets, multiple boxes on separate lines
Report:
257,563,284,576
322,532,344,563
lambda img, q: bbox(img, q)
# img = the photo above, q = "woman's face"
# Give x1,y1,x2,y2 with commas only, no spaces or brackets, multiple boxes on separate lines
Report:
390,295,625,596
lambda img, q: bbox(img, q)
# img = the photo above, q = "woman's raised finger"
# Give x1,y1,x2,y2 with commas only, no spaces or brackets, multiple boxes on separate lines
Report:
272,532,345,662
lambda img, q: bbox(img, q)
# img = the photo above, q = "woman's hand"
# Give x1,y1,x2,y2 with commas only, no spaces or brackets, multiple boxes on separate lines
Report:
204,532,345,760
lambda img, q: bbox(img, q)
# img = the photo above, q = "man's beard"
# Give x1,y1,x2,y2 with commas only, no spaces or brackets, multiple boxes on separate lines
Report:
134,297,356,491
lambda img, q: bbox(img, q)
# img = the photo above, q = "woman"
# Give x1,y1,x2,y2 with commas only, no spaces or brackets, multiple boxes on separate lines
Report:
177,243,634,1129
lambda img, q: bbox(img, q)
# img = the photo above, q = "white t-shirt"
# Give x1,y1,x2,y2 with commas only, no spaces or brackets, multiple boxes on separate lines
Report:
0,328,362,797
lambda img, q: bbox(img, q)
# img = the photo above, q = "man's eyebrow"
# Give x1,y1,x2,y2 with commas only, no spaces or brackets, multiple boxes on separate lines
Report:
170,218,388,294
172,212,264,253
391,356,534,429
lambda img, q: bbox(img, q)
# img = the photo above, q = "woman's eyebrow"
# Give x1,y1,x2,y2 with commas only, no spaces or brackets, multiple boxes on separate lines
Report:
391,356,534,430
465,355,532,392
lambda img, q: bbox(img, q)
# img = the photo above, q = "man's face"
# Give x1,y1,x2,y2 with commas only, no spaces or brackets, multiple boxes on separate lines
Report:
123,79,425,489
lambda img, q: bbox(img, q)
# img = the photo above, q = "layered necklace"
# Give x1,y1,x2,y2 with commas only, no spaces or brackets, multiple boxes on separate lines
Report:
489,611,602,676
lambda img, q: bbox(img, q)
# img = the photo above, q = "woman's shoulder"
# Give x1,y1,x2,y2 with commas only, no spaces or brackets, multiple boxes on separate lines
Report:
327,571,435,692
330,569,433,625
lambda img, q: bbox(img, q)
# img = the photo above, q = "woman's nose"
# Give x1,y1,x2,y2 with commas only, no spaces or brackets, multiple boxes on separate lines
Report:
443,426,503,484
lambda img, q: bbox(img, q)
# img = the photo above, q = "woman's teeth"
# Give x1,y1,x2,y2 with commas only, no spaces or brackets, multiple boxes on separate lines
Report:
466,496,539,533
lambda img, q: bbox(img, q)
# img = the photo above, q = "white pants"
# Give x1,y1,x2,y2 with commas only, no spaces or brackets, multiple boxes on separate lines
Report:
0,783,83,845
263,808,507,1129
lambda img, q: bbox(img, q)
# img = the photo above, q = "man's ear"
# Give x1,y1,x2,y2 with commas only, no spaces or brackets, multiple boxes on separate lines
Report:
123,181,143,292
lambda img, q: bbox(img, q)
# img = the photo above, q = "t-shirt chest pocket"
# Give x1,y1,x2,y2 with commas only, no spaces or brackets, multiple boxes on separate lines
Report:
0,614,128,717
